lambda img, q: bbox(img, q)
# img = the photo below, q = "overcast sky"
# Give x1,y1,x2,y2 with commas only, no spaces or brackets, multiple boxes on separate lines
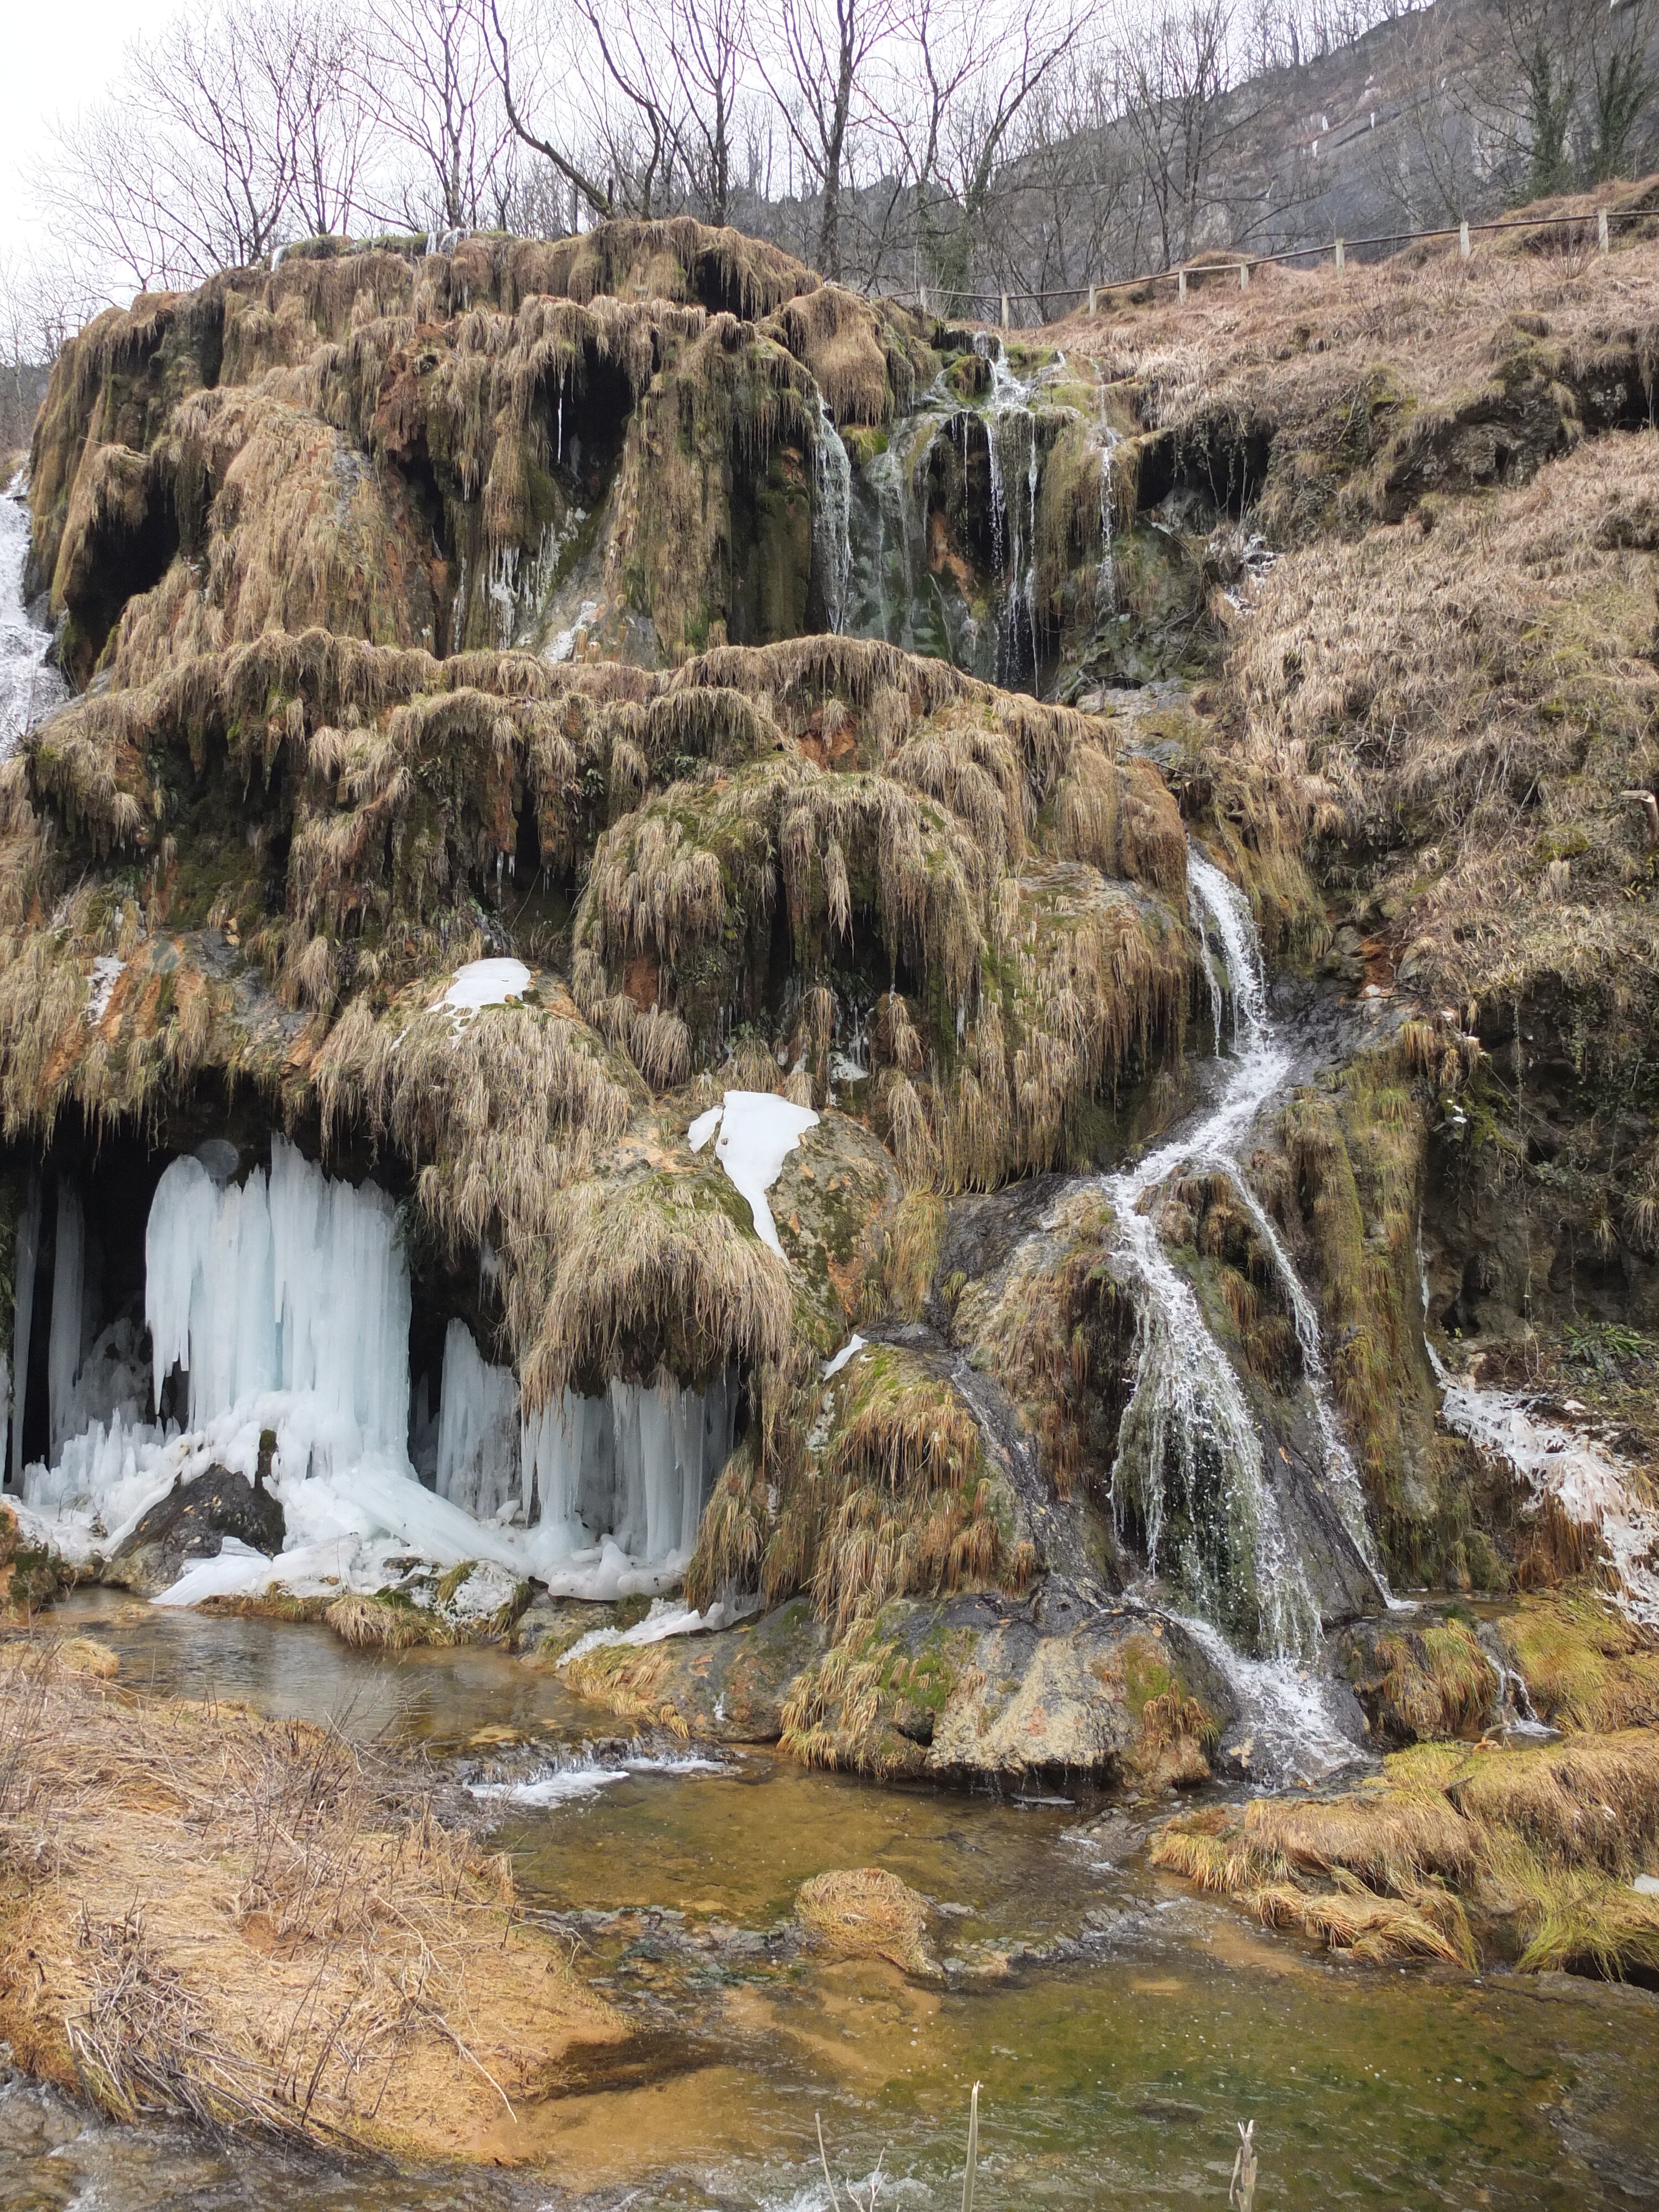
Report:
5,0,179,270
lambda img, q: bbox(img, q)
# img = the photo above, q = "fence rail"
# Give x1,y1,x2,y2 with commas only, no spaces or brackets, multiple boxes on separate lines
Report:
899,200,1651,328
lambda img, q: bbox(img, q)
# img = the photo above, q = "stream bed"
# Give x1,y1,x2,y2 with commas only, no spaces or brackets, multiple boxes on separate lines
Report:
2,1595,1656,2209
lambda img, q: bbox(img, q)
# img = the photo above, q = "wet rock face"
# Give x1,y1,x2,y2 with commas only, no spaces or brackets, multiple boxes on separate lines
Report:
557,1583,1234,1792
107,1465,284,1597
1337,1613,1503,1747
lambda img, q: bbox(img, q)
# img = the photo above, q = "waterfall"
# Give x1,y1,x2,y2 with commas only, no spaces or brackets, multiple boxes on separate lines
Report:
973,336,1040,687
1,472,67,758
1415,1214,1657,1625
1099,852,1390,1663
1096,420,1121,621
812,401,853,634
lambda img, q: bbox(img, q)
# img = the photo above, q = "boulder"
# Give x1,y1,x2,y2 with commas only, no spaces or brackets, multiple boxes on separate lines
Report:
108,1460,284,1598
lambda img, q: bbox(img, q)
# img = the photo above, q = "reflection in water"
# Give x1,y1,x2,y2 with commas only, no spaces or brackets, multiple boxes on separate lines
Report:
9,1600,1658,2210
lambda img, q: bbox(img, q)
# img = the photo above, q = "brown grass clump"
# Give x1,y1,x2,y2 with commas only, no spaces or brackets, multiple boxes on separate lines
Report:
1223,431,1659,1024
1152,1726,1659,1981
0,1644,620,2154
1343,1616,1501,1745
795,1866,941,1976
958,1188,1134,1499
1495,1593,1659,1731
798,1349,1005,1635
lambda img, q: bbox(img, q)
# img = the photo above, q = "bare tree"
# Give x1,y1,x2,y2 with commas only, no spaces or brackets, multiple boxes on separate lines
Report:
361,0,510,231
667,0,752,225
484,0,625,220
36,0,375,288
0,251,104,452
1361,3,1487,226
870,0,1081,305
752,0,911,279
1114,0,1237,267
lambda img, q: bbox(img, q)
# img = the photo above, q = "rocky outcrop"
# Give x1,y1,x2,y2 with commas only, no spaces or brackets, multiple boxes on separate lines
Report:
108,1462,284,1597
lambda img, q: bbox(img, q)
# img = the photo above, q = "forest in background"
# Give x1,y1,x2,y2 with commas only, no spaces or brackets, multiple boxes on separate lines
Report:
3,0,1659,395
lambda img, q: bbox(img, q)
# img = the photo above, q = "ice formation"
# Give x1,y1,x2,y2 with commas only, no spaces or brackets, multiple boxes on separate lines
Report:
430,957,531,1019
17,1139,738,1605
144,1138,411,1462
688,1089,819,1255
435,1317,521,1521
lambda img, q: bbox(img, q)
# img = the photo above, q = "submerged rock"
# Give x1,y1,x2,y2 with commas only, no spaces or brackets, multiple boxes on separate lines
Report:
796,1866,941,1978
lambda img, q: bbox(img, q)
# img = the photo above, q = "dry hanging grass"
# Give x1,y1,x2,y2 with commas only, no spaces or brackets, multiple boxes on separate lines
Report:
1151,1725,1659,1980
0,1641,622,2156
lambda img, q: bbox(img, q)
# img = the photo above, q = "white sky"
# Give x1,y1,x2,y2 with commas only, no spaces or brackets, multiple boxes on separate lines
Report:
4,0,180,267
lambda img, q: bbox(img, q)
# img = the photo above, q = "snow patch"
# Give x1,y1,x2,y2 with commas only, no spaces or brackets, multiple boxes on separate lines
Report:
557,1592,759,1667
431,957,531,1020
822,1334,865,1379
686,1089,818,1255
85,957,124,1025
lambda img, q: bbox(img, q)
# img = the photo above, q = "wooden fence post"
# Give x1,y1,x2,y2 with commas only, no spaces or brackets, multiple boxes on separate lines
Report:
1459,220,1471,258
1334,237,1345,271
1599,207,1610,253
1178,268,1187,300
1000,291,1009,328
1088,283,1098,313
1239,261,1250,290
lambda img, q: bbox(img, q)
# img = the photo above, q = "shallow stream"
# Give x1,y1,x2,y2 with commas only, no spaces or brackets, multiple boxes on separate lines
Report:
2,1596,1656,2209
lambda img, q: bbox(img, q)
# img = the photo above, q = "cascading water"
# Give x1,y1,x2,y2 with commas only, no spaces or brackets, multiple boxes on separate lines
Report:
812,401,854,634
973,336,1042,687
1415,1219,1659,1626
1088,849,1389,1772
1,472,66,755
1096,418,1121,622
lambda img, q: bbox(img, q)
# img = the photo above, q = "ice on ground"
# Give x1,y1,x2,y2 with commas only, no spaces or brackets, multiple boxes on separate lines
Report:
430,958,531,1019
822,1334,866,1379
686,1089,818,1255
557,1592,760,1667
153,1535,274,1608
24,1141,740,1609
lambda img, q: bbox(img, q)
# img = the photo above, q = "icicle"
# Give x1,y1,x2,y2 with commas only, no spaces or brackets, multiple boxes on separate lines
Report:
435,1318,520,1520
48,1182,86,1459
10,1176,39,1488
144,1137,410,1469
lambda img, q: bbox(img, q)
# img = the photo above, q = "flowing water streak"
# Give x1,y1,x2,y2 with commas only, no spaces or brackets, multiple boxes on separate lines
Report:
1438,1377,1659,1629
973,335,1041,684
1104,855,1391,1675
1416,1217,1658,1625
1102,858,1318,1656
812,400,853,634
1,473,66,758
1096,417,1121,620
